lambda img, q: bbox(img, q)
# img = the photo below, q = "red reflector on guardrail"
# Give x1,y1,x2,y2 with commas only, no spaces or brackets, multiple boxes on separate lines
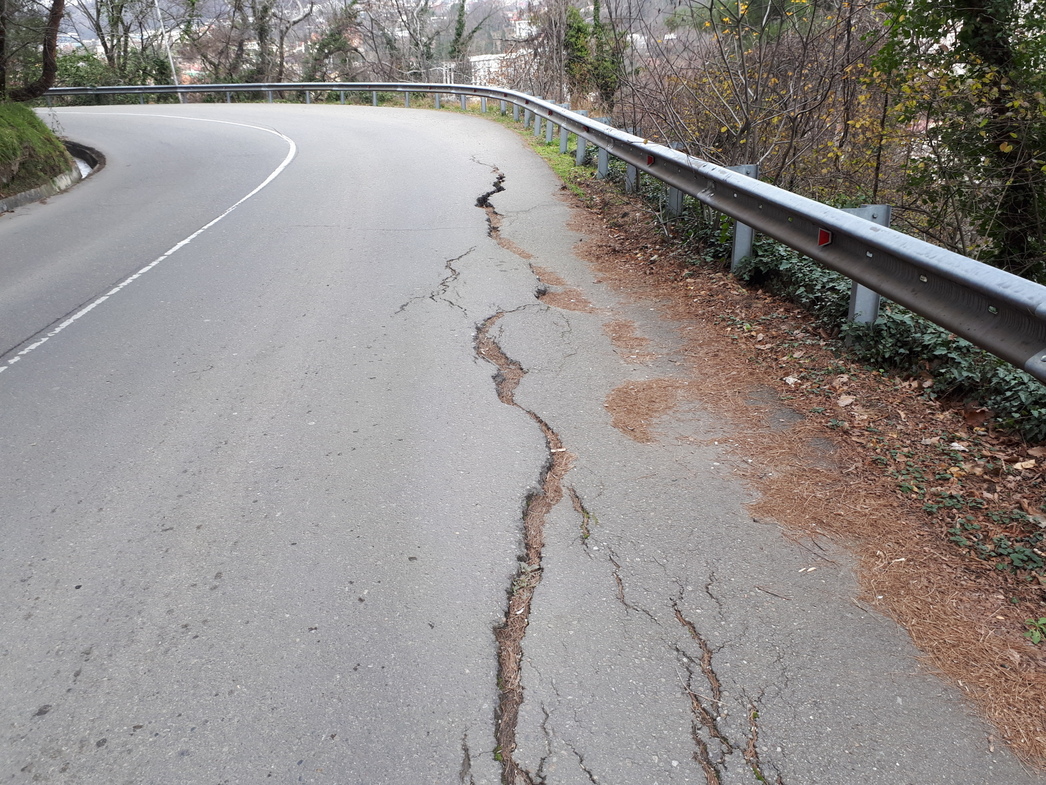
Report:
647,155,655,166
818,229,833,246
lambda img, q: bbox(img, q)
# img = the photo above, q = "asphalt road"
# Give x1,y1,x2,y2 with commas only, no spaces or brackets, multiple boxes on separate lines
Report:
0,105,1042,784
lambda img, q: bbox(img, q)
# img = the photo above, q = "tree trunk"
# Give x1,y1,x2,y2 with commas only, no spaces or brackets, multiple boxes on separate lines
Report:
0,0,8,99
9,0,66,101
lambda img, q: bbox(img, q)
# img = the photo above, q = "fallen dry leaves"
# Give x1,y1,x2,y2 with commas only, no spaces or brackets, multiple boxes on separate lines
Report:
551,174,1046,767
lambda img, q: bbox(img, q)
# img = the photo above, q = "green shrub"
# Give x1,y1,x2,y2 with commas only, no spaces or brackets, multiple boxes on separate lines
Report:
725,233,1046,442
735,238,852,324
843,309,1046,441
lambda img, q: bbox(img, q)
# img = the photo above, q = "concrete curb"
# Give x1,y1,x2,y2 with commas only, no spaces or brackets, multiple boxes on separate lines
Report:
0,141,104,215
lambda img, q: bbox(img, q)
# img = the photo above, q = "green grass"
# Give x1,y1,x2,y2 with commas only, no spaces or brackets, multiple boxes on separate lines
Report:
524,136,592,199
489,114,592,197
0,102,73,198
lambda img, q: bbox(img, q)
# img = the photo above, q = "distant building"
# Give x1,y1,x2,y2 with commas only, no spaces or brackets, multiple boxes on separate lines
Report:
469,50,531,86
511,18,535,40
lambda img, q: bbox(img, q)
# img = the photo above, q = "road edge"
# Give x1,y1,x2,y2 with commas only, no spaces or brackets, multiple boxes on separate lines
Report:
0,141,103,215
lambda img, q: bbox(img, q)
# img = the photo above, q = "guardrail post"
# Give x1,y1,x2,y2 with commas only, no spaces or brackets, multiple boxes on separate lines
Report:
533,112,543,137
728,164,759,271
545,112,555,143
339,91,345,105
513,104,520,122
665,143,686,214
460,94,468,111
666,187,683,214
306,91,312,105
596,118,612,179
623,127,638,193
556,103,570,153
843,205,890,324
372,91,378,106
225,91,231,103
501,100,507,115
481,97,487,113
404,92,410,107
138,94,145,105
575,110,589,165
266,90,273,103
625,163,638,193
434,93,441,109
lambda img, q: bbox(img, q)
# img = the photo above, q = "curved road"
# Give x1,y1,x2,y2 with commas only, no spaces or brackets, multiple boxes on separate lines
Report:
0,106,1041,784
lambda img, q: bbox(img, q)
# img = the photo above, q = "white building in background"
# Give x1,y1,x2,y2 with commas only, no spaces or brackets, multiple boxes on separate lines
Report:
511,18,535,39
468,49,532,86
469,53,505,85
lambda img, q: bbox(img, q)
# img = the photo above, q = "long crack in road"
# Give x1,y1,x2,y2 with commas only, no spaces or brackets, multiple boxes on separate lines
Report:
475,311,574,785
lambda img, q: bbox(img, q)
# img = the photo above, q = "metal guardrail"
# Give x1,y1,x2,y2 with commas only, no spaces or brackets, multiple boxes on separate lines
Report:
45,81,1046,383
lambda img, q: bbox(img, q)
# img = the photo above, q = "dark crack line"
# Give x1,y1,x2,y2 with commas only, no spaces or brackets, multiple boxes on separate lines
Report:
674,644,732,753
703,571,725,615
533,705,553,784
396,248,474,314
476,311,573,785
673,603,723,706
692,732,722,785
476,165,506,211
460,732,477,785
673,603,731,783
566,743,599,785
474,160,533,260
568,487,596,551
605,547,658,622
742,691,785,785
673,603,787,785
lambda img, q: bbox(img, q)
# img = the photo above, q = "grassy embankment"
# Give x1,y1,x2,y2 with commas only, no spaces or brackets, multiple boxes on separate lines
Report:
0,102,72,199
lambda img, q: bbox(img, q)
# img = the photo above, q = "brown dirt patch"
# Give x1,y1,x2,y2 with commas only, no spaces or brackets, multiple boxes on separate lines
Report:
559,175,1046,766
605,378,690,443
537,287,598,312
603,319,656,364
531,264,599,312
532,265,568,287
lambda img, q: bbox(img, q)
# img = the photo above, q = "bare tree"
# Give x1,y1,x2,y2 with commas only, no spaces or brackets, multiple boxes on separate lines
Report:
2,0,65,99
63,0,176,84
355,0,427,79
502,0,566,100
611,0,891,199
300,0,362,82
181,0,313,82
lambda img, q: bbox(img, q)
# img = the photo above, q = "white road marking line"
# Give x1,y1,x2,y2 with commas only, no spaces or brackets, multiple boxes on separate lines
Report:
0,112,297,376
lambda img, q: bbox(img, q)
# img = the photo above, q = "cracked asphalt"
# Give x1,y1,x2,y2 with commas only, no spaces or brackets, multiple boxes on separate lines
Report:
0,105,1042,784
